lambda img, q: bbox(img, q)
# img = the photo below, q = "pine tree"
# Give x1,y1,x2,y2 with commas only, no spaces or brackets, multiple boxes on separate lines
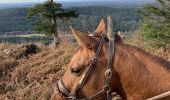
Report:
28,0,78,47
138,0,170,47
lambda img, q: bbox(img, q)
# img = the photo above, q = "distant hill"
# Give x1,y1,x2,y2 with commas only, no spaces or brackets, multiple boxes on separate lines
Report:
0,0,151,34
0,6,141,34
0,3,34,9
60,0,154,8
0,0,154,9
0,8,38,34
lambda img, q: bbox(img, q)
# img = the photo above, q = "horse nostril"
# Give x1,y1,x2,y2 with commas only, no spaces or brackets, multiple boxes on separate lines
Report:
70,68,81,75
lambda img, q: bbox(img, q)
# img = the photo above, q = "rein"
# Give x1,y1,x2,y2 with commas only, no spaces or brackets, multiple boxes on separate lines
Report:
56,35,118,100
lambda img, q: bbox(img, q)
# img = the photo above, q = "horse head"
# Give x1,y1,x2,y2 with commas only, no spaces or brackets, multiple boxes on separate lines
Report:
51,17,125,100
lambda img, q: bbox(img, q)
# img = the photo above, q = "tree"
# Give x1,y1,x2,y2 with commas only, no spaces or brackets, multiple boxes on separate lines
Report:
28,0,78,47
138,0,170,48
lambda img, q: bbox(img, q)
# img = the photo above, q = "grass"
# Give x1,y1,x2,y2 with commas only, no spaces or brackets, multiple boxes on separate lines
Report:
126,30,170,60
0,34,53,45
1,34,47,38
12,34,47,38
0,35,77,100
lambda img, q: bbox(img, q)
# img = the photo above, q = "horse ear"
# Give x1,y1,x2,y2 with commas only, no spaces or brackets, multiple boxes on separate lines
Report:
70,26,97,49
94,18,106,34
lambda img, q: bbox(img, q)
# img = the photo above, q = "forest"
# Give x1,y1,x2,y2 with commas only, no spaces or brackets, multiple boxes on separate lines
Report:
0,6,141,35
0,8,36,34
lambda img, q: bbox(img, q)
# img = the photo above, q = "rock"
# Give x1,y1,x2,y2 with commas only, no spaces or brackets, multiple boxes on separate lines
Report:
3,49,15,55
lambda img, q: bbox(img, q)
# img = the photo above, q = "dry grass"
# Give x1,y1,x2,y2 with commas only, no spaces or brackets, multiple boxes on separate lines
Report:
126,30,170,61
0,35,77,100
0,33,169,100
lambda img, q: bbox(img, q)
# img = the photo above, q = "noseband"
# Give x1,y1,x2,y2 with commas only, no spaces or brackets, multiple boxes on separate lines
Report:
55,35,117,100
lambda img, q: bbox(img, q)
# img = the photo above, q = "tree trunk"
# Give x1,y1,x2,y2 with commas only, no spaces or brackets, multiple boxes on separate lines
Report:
51,17,60,47
51,32,60,47
50,0,60,47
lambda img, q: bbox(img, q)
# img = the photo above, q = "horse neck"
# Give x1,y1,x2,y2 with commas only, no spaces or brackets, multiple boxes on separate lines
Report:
112,43,166,99
123,44,170,70
121,44,170,83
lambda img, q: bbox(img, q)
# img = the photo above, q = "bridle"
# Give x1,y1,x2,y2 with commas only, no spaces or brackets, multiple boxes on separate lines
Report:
54,17,120,100
55,18,118,100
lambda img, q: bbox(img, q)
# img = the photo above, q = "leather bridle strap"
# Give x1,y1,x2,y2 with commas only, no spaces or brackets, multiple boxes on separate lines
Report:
57,79,70,96
57,77,107,100
104,16,115,99
72,35,105,95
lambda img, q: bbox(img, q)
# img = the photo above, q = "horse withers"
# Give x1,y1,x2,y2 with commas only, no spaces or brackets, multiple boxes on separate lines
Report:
51,17,170,100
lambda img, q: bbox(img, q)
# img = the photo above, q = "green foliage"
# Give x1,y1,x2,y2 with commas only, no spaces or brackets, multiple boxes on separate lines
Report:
61,7,141,32
0,8,37,33
139,0,170,48
0,6,140,34
28,0,78,35
33,22,54,35
28,2,63,18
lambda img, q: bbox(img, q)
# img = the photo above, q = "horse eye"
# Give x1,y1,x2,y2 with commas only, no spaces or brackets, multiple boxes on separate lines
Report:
70,67,82,76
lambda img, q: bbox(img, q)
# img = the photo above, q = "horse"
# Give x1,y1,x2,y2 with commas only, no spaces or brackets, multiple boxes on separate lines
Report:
51,17,170,100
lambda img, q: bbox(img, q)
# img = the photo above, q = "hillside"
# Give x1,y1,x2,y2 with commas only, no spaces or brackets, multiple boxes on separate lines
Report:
0,6,140,35
0,35,76,100
0,0,154,9
0,8,37,34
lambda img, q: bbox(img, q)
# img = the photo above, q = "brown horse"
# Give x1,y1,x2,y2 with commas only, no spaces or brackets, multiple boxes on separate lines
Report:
51,18,170,100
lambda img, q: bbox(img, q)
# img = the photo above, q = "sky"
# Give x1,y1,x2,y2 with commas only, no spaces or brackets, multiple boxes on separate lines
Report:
0,0,145,3
0,0,79,3
0,0,75,3
0,0,153,4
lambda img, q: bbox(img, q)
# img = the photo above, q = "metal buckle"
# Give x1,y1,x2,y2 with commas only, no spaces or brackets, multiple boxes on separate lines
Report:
105,69,112,78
